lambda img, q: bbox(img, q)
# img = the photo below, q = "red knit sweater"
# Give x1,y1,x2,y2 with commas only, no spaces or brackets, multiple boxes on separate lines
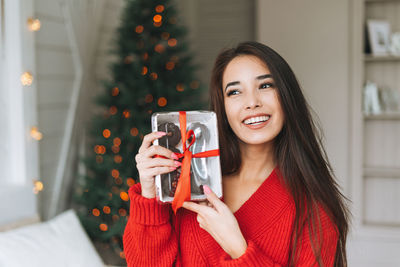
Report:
123,168,338,266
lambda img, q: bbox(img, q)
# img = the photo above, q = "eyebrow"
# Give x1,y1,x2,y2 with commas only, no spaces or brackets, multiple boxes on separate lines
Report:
224,74,273,91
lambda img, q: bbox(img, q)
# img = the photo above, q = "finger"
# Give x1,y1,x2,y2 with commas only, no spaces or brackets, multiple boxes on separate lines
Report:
143,145,179,160
145,166,177,177
141,158,181,169
138,132,166,153
198,201,208,206
182,201,207,214
203,185,224,211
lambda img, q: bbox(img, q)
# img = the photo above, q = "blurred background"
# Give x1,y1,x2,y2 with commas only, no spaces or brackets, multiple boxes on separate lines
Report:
0,0,399,266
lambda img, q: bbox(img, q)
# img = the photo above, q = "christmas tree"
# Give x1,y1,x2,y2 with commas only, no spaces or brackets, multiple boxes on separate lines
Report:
73,0,206,261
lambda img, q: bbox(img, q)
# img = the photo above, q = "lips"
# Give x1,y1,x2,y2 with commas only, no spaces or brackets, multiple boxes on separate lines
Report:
242,114,271,125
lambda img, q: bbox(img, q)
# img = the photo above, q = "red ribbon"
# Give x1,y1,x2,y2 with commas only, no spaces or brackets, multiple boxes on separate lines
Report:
163,111,220,213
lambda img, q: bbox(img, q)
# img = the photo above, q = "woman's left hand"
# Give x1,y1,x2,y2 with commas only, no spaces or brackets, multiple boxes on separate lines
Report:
182,185,247,259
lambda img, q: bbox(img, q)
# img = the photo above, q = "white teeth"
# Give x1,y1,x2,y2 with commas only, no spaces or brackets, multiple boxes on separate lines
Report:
244,116,270,125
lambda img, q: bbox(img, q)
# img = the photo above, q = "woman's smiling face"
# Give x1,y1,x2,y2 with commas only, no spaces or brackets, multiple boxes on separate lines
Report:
222,55,285,146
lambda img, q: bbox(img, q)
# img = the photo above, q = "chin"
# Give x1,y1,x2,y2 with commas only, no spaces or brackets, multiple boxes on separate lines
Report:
238,136,275,146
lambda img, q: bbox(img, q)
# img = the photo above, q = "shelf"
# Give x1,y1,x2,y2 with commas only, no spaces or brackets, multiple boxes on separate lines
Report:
364,167,400,178
365,0,400,3
364,112,400,120
364,55,400,62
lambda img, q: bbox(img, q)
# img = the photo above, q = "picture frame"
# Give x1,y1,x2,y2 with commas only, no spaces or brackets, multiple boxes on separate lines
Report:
367,20,391,55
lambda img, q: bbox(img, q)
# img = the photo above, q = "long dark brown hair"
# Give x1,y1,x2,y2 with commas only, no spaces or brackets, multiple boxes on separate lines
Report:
209,41,350,267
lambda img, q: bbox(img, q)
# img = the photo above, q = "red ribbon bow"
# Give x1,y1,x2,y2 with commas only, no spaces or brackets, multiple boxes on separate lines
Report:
170,111,220,213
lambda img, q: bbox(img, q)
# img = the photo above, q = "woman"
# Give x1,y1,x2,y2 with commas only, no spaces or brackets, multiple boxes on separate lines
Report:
123,41,350,266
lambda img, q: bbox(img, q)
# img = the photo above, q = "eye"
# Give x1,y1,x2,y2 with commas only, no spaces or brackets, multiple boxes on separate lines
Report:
226,89,240,96
260,83,274,89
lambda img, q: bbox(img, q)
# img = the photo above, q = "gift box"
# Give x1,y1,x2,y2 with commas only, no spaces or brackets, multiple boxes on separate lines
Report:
151,111,222,211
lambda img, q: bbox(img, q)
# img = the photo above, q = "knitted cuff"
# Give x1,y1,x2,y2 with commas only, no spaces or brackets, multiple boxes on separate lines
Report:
128,183,171,225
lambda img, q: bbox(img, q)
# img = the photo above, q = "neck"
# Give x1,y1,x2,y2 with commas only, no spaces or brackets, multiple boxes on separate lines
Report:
236,141,276,182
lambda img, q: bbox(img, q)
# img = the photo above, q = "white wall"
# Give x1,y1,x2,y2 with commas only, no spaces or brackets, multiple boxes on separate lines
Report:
34,0,75,219
177,0,255,90
256,0,350,194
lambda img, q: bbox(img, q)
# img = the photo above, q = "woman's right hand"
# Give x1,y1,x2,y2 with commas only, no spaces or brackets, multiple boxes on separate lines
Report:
135,131,182,199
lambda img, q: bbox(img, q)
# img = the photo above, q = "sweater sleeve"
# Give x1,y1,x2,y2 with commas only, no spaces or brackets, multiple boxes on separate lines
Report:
218,208,338,267
123,183,178,267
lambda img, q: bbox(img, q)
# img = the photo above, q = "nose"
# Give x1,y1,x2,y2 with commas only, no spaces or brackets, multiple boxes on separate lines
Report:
245,90,262,110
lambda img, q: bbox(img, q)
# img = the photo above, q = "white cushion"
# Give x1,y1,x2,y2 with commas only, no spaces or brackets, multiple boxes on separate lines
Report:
0,209,105,267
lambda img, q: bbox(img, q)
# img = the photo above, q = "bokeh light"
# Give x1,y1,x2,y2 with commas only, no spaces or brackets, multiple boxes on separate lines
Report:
21,72,33,86
30,126,43,140
155,5,164,13
135,25,144,33
130,128,139,136
27,17,41,31
92,208,100,216
103,129,111,138
157,97,167,107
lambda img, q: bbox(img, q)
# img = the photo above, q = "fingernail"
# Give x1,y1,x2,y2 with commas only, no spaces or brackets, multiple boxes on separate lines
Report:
171,153,179,160
174,161,182,167
169,166,177,171
203,185,211,194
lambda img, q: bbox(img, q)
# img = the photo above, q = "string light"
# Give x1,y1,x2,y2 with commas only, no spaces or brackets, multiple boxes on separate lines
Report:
120,192,129,201
111,169,120,178
130,128,139,136
123,110,130,118
109,106,117,115
103,129,111,138
21,72,33,86
142,53,148,61
119,208,127,216
32,179,44,194
30,126,43,140
153,15,162,23
157,97,167,107
120,252,126,259
166,61,175,70
27,17,41,31
155,5,165,13
99,223,108,231
114,155,122,164
127,178,135,187
141,66,148,75
150,72,158,80
155,44,165,53
113,137,121,146
111,87,119,96
176,84,184,92
103,206,111,214
112,145,120,153
168,38,177,47
92,208,100,216
135,25,144,33
94,145,106,154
